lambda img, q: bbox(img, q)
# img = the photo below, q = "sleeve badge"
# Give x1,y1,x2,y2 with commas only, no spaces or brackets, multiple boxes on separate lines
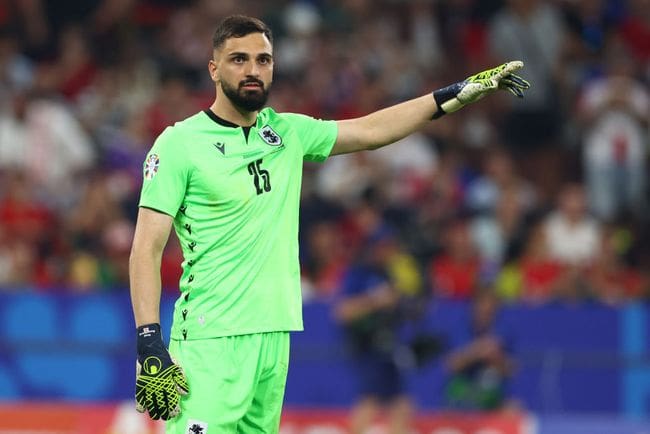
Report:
144,154,160,180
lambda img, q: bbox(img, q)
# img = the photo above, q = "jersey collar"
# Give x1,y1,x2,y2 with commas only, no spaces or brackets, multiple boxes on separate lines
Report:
203,109,256,129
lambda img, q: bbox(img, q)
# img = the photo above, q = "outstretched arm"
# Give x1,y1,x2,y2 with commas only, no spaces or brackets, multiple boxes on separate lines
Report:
332,61,530,156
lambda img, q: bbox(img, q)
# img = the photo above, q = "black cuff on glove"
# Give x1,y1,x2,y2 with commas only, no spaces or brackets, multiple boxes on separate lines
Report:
137,323,167,361
432,81,465,119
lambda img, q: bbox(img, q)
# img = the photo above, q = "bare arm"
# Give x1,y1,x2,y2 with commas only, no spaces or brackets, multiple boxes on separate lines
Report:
334,284,399,323
129,207,174,327
445,335,514,376
332,94,436,155
331,61,530,155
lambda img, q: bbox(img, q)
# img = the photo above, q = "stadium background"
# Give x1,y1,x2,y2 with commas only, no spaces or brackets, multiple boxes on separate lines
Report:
0,0,649,433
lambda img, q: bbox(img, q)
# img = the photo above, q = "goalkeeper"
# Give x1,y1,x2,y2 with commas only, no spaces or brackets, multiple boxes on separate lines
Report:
130,14,530,434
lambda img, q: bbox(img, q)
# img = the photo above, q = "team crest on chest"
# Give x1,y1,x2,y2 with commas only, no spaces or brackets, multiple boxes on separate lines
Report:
259,125,282,146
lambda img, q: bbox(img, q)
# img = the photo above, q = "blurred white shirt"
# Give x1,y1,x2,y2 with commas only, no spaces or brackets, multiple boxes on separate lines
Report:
544,212,600,266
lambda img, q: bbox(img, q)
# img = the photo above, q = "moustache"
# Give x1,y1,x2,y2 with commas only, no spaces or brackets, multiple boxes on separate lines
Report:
239,79,265,90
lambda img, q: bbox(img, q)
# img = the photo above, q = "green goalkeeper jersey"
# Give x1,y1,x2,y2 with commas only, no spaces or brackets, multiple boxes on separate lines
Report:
139,108,337,340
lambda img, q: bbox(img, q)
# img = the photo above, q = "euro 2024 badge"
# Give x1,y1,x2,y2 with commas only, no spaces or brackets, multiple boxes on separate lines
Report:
144,154,160,180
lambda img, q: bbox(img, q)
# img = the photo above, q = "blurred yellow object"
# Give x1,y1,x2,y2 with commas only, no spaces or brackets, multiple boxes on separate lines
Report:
388,252,423,296
495,263,523,301
68,252,100,290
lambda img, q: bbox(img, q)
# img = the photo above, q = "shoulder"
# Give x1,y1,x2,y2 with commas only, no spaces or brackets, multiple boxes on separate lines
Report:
154,112,207,148
171,111,209,132
261,108,322,127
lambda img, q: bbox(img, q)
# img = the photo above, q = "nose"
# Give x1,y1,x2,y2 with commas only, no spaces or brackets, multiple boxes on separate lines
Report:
245,61,260,77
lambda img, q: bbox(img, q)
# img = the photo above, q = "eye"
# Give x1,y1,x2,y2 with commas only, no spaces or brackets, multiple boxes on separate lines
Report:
232,56,245,64
258,56,272,65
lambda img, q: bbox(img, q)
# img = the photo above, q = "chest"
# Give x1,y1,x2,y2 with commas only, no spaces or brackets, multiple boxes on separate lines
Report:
185,126,301,205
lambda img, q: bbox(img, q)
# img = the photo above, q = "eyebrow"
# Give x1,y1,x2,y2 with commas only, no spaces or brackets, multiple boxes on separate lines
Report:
227,52,273,58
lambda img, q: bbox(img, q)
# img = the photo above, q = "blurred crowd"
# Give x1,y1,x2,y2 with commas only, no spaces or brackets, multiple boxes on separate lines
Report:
0,0,649,308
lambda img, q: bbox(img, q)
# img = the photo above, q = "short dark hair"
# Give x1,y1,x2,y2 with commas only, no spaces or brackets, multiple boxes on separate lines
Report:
212,15,273,50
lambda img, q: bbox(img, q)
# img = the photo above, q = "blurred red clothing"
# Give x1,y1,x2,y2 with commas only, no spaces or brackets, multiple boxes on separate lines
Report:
430,255,480,300
587,263,646,302
619,17,650,63
0,197,53,243
520,259,564,301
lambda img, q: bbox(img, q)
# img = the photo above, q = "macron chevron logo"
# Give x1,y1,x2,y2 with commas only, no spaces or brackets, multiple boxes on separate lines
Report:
213,142,225,155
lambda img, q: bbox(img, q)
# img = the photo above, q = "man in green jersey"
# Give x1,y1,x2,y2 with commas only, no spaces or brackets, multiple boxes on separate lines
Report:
130,14,530,434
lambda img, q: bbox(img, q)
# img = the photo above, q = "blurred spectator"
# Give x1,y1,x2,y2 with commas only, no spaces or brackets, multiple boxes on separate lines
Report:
5,0,49,58
496,222,566,304
100,217,134,287
465,147,536,215
470,185,529,268
316,151,389,206
301,220,349,299
161,0,238,89
561,0,616,85
429,219,482,300
617,0,650,69
65,173,124,252
274,1,321,78
372,132,439,208
144,71,204,140
407,0,444,72
0,29,34,93
0,87,95,209
543,183,601,301
586,225,648,304
488,0,566,148
410,149,467,261
0,170,54,288
576,46,649,222
52,25,98,102
334,226,422,434
76,39,159,133
444,290,516,411
544,183,601,267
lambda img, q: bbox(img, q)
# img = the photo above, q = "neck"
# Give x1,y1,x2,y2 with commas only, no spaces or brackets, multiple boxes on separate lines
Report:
210,92,258,126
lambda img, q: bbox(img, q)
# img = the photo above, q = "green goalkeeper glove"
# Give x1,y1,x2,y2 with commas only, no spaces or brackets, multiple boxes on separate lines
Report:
432,60,531,119
135,323,189,420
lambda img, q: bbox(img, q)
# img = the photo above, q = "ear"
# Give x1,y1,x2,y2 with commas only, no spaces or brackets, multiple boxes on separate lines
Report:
208,59,219,83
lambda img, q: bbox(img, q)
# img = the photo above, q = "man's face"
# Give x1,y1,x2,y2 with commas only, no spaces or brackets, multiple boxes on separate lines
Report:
210,32,273,112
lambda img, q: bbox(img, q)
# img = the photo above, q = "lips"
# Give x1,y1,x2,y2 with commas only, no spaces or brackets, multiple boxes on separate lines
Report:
241,80,263,90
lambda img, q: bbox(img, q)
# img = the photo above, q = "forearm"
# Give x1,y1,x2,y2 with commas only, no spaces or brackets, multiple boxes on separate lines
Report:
336,295,382,322
129,248,164,327
129,207,173,327
445,346,476,372
335,285,395,322
334,94,435,155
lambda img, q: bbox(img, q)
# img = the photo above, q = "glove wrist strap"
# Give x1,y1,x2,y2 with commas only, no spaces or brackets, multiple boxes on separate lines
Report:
137,323,164,355
432,81,466,119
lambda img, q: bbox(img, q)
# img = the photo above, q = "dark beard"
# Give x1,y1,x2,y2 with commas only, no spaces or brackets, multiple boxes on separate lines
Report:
221,79,270,112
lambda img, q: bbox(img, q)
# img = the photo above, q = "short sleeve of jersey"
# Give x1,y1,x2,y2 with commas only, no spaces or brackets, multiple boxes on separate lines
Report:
138,127,190,217
281,113,337,162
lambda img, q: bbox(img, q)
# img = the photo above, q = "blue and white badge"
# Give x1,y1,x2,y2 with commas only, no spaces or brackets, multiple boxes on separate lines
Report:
144,154,160,180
